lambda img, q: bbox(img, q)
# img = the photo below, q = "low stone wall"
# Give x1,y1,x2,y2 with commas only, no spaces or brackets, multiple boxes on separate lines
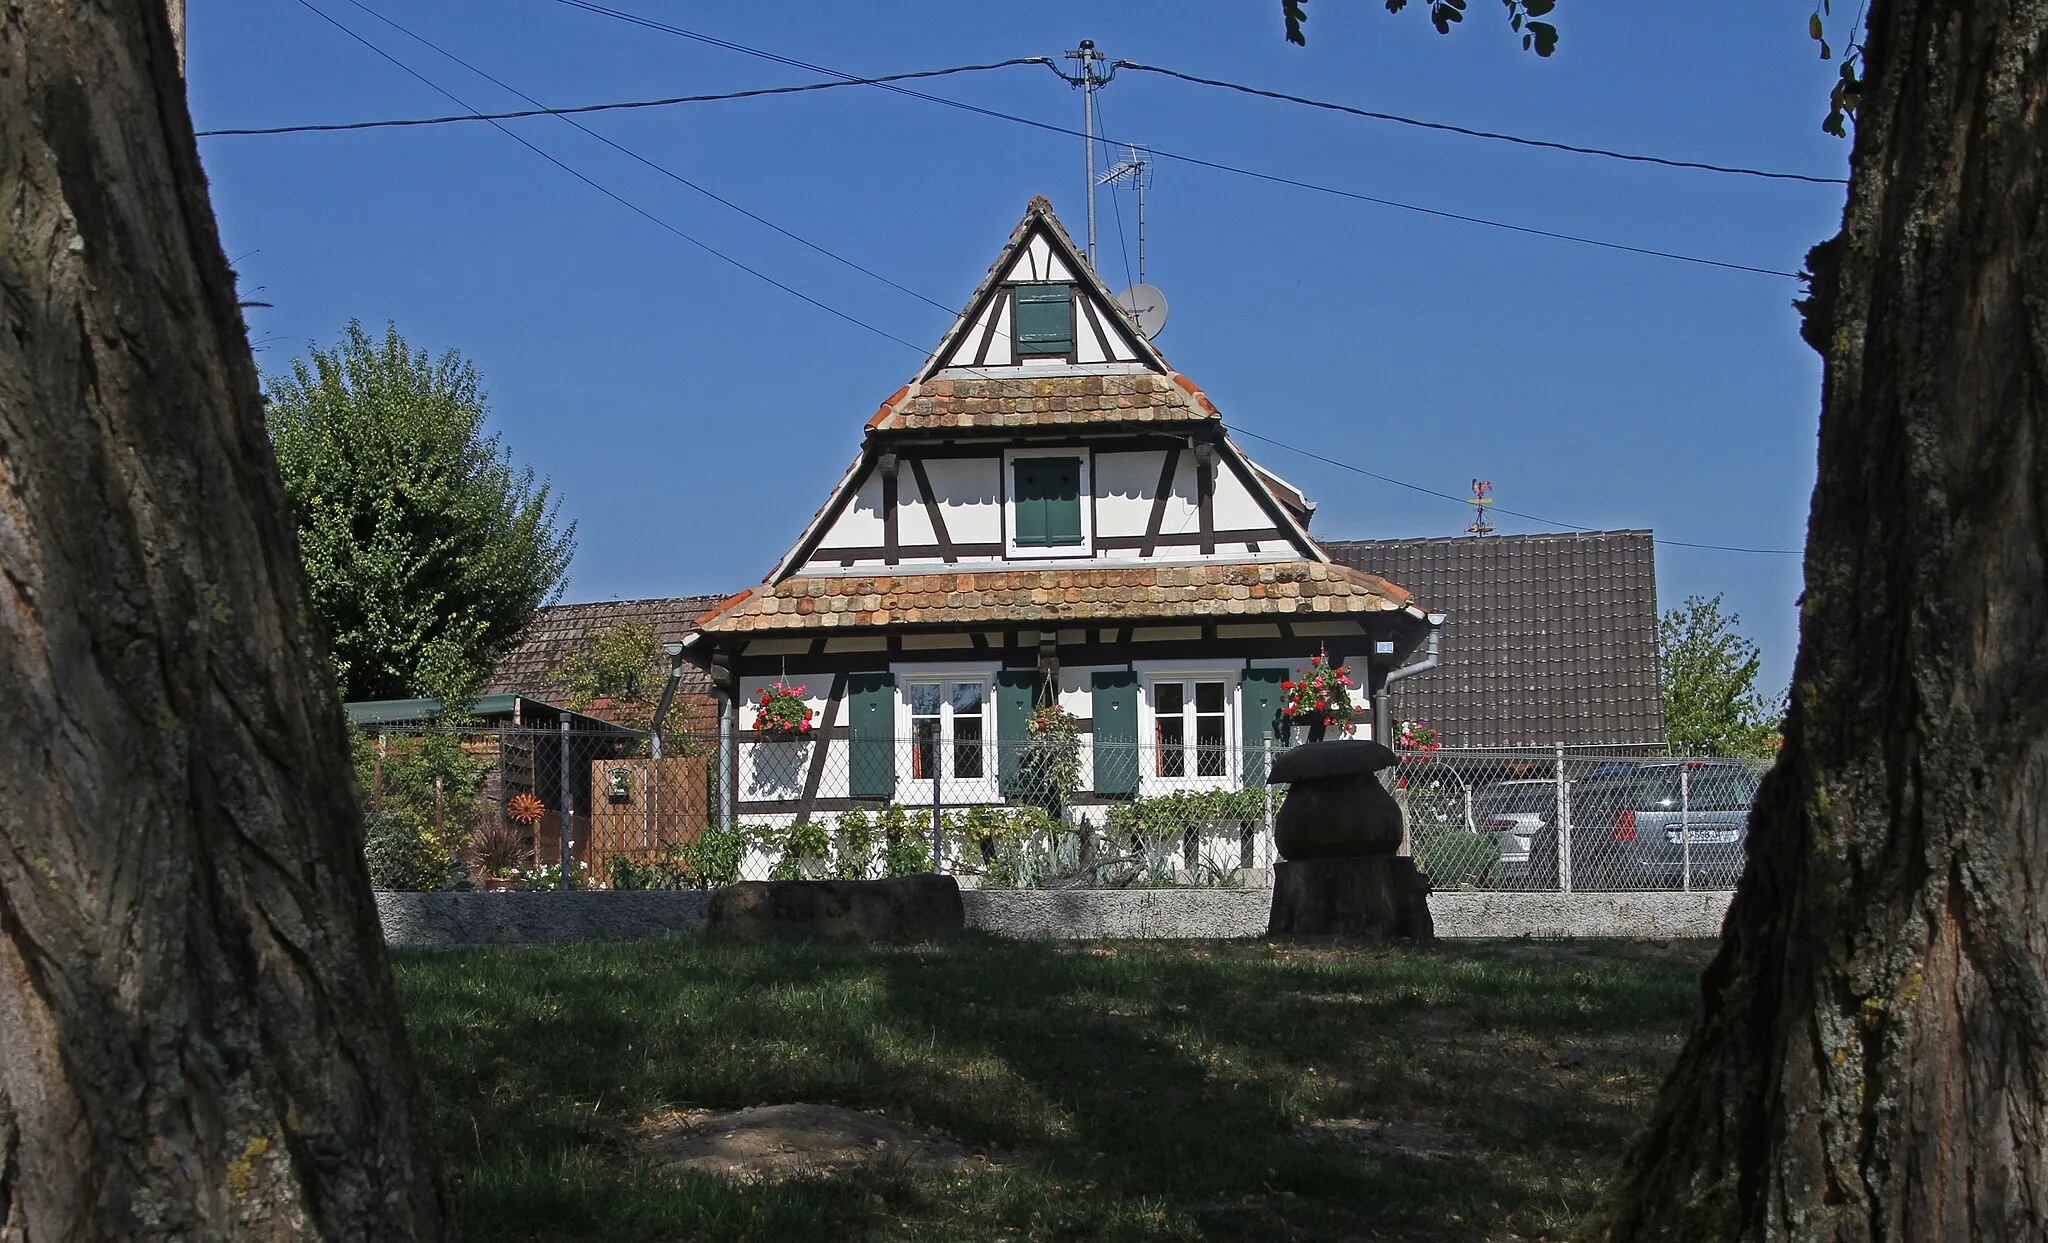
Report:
378,887,1731,950
376,890,710,949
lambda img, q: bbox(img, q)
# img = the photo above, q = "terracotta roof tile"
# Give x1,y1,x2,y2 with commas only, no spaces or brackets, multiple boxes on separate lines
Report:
866,371,1220,432
693,562,1410,633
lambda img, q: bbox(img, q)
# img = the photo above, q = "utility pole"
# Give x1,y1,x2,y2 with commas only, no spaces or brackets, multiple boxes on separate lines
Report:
1060,40,1111,269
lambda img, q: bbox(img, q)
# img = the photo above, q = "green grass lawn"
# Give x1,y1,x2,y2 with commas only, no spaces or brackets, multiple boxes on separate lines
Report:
396,937,1711,1242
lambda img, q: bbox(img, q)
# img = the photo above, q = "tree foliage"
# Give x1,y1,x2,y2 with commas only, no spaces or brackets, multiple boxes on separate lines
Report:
266,321,574,702
1659,594,1783,758
1282,0,1558,55
553,619,666,725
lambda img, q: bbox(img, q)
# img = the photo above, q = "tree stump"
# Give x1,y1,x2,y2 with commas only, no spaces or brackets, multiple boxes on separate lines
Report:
1267,857,1433,940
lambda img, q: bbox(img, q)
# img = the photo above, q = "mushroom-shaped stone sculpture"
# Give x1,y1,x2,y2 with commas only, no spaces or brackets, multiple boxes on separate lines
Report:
1269,739,1404,861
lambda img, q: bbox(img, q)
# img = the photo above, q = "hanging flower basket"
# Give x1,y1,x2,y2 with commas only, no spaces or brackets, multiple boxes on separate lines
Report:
1396,720,1441,753
754,682,815,740
1280,656,1357,739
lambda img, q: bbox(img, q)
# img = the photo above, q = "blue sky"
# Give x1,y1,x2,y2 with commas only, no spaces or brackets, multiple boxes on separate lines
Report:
192,2,1848,698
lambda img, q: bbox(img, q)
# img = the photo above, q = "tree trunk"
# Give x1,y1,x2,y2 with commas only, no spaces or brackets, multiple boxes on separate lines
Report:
0,3,453,1239
1594,3,2048,1240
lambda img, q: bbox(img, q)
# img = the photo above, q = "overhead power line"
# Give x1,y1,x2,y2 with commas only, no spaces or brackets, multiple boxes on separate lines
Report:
1225,424,1804,556
195,59,1052,137
1116,62,1849,187
549,2,1804,280
338,0,958,315
292,0,938,355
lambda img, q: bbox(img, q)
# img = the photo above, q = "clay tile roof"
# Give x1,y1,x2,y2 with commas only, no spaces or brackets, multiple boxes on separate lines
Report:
1321,531,1665,748
484,595,726,699
866,371,1221,433
693,561,1410,633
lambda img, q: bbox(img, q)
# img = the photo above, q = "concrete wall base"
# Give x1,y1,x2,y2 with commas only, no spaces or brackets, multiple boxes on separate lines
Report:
377,886,1732,950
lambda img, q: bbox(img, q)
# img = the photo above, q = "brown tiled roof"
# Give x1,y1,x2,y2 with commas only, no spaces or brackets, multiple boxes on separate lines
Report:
695,562,1412,633
484,595,726,699
1321,531,1665,748
867,371,1218,433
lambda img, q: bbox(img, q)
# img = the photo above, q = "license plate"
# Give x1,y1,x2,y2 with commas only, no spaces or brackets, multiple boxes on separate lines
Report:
1669,829,1739,844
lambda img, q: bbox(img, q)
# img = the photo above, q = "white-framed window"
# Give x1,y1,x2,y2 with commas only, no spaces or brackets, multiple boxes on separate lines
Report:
1139,668,1235,788
1003,447,1093,559
894,664,1002,799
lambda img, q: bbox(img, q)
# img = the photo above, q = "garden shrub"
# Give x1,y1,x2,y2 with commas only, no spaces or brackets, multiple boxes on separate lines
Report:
1413,826,1501,889
363,810,453,891
831,808,876,879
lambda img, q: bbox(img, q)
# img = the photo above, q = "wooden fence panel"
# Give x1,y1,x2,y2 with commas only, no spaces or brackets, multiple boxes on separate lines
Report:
587,757,710,865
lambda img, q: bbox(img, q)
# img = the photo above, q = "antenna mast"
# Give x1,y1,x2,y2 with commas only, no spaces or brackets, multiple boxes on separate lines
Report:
1060,40,1112,269
1097,146,1152,282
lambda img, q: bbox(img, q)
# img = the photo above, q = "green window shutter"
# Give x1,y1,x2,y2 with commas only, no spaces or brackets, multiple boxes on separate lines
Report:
1013,457,1083,549
1241,668,1287,786
995,669,1036,797
1013,284,1073,356
845,671,896,799
1013,459,1048,547
1091,670,1139,796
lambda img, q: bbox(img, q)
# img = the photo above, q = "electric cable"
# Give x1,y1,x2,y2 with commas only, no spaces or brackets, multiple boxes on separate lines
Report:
339,0,959,315
293,0,939,355
549,1,1804,279
1115,62,1848,186
1225,424,1803,556
196,59,1053,137
1090,89,1139,294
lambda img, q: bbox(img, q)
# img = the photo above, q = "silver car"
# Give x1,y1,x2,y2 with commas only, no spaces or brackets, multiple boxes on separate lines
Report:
1473,778,1559,870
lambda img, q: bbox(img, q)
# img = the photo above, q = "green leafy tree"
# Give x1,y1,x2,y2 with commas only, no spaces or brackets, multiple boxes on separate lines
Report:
265,321,574,702
1281,0,1559,55
553,619,664,726
1658,594,1784,757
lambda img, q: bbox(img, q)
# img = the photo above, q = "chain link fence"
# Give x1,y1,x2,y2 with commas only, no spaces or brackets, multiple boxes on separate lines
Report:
350,724,1773,894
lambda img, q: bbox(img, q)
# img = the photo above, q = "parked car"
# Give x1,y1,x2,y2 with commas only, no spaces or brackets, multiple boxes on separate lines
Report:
1527,760,1759,890
1473,778,1560,871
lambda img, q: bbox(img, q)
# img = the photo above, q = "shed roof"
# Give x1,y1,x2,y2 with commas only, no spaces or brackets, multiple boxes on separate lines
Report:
483,595,726,701
1320,531,1665,748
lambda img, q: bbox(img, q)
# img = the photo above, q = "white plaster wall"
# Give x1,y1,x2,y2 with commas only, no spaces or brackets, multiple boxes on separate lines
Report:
1212,465,1273,531
813,471,884,553
924,457,1002,543
1093,450,1161,539
1157,454,1201,537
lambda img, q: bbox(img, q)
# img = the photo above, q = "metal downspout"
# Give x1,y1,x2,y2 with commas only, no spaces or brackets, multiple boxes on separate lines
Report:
1377,613,1447,740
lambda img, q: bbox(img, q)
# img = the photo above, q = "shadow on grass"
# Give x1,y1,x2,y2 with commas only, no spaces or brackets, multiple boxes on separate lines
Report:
397,936,1710,1241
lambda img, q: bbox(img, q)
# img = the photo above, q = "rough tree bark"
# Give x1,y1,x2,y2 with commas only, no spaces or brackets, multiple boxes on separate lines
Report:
1593,2,2048,1240
0,3,454,1238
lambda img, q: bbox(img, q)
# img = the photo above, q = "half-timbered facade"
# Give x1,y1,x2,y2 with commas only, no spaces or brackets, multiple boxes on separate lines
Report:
682,198,1438,843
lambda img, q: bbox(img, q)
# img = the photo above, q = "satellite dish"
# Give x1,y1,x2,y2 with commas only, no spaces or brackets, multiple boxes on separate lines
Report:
1114,284,1169,339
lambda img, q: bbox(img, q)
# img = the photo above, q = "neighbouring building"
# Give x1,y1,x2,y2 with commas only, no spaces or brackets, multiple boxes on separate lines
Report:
675,197,1439,851
1323,531,1664,749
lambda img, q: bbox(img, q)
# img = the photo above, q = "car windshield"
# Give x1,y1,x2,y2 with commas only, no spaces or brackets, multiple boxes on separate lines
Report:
1479,784,1555,814
1625,767,1758,812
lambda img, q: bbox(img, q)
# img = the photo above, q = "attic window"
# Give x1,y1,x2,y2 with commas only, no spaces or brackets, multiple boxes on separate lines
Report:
1012,284,1073,357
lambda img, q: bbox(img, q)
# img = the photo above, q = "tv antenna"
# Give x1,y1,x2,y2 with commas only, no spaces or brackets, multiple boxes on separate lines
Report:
1097,147,1152,283
1466,480,1495,536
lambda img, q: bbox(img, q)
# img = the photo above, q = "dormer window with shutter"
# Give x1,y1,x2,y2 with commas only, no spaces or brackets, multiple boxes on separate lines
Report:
1004,448,1090,558
1011,283,1074,359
